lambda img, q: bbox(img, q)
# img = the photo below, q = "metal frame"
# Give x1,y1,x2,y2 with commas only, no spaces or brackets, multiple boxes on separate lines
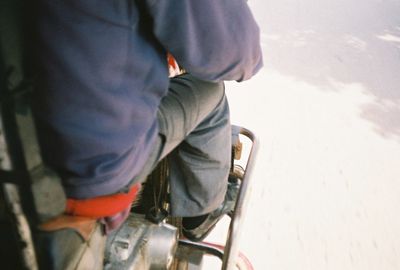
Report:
223,127,258,270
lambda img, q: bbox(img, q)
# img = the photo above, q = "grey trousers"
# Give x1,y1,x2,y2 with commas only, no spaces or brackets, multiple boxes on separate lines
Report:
135,74,231,217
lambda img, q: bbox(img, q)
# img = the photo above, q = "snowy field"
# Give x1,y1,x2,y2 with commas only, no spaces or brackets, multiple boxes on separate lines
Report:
209,1,400,269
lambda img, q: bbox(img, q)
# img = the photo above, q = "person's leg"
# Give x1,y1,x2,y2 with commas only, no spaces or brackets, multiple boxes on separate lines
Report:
157,74,232,217
131,73,231,217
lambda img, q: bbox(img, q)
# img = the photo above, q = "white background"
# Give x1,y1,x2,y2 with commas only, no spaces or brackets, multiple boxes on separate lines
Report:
216,1,400,269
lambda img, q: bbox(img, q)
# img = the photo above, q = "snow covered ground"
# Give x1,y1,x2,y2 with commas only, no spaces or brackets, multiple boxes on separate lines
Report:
209,1,400,269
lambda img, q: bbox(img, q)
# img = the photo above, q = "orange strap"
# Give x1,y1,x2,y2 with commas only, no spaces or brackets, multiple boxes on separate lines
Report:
65,184,140,218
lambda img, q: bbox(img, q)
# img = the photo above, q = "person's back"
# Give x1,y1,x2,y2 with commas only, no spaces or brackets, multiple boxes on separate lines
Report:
32,0,263,268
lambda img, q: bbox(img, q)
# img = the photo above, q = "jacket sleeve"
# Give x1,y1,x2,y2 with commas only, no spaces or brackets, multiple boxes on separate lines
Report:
144,0,263,82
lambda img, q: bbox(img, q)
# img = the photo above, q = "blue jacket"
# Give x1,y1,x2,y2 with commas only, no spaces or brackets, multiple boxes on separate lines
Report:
34,0,263,199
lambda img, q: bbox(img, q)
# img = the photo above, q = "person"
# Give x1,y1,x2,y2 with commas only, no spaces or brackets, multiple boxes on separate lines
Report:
32,0,262,268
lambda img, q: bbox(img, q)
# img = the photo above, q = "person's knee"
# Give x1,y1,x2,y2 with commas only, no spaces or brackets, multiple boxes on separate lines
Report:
184,74,225,111
201,79,225,105
166,73,228,131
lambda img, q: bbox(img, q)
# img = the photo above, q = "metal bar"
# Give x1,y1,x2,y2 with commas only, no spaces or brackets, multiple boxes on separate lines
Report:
222,126,259,270
178,239,225,260
2,183,38,269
